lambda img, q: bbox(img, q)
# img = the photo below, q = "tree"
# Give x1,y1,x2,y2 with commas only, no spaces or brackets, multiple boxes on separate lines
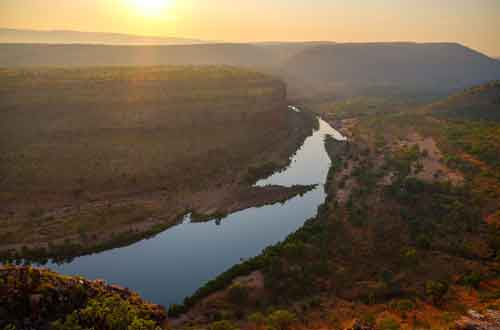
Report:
210,320,239,330
462,272,482,289
425,280,449,305
267,310,297,330
248,312,266,330
227,283,249,306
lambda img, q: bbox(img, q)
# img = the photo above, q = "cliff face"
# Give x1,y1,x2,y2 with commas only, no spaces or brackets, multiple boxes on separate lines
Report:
0,66,289,206
0,66,314,262
0,265,166,329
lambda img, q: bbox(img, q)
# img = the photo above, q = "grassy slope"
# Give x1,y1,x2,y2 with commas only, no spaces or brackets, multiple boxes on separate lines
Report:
0,66,314,260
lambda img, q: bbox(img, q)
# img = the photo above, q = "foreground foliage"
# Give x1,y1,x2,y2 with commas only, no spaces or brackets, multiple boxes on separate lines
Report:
0,266,165,330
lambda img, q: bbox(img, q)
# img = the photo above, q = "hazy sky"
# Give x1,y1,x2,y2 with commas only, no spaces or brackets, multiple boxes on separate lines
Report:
1,0,500,56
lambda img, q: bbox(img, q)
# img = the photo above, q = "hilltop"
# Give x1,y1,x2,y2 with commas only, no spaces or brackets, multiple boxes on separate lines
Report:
282,42,500,98
0,28,204,45
2,43,499,95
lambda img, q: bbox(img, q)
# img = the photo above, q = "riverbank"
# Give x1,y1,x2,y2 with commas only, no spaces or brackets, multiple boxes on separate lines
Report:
167,85,500,329
0,66,317,262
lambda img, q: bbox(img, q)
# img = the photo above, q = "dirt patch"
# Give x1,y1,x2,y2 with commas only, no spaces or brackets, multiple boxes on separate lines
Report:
191,184,316,220
334,160,357,205
407,132,464,185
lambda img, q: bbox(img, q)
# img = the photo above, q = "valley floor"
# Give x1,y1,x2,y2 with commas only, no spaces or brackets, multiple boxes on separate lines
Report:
168,84,500,330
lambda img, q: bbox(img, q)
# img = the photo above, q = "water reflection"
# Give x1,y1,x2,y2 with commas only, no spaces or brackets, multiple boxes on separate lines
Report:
46,110,345,307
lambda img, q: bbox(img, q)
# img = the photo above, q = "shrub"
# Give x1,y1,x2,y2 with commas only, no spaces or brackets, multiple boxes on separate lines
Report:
462,272,482,289
228,283,249,306
51,294,159,330
167,304,187,317
248,312,266,329
401,248,418,267
267,310,297,330
2,325,18,330
360,313,376,328
210,320,239,330
390,299,415,313
425,280,449,305
377,317,400,330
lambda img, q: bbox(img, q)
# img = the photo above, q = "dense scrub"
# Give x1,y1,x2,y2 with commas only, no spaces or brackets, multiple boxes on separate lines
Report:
0,265,166,330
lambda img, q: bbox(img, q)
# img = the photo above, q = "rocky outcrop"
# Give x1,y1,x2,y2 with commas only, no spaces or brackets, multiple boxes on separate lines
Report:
0,265,166,329
455,310,500,330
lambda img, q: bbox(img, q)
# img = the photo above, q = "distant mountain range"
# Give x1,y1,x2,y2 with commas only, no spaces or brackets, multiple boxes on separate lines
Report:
0,28,205,45
0,37,499,98
281,42,500,97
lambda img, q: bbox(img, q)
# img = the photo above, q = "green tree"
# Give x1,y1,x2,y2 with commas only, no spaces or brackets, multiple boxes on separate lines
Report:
462,272,482,289
425,280,449,305
210,320,239,330
248,312,266,330
227,283,249,306
267,310,297,330
2,325,18,330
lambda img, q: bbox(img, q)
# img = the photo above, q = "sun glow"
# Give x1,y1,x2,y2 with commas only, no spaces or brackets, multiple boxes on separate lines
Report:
132,0,173,17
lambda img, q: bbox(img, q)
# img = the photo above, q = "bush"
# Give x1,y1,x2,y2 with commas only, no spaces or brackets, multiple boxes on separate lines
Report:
228,283,249,306
390,299,415,313
360,313,376,328
401,248,418,267
210,320,239,330
248,312,266,329
416,234,431,249
267,310,297,330
167,304,187,317
52,295,158,330
425,280,449,305
377,317,400,330
462,272,482,289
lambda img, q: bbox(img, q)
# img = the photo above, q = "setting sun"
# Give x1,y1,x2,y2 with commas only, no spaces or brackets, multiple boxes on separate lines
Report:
132,0,172,17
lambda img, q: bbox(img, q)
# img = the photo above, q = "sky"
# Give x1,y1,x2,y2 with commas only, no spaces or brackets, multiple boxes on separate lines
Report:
1,0,500,56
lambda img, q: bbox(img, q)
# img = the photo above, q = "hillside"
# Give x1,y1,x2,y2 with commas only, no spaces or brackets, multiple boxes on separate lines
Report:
0,66,315,262
0,28,204,45
282,42,500,99
171,82,500,330
0,43,276,68
426,80,500,121
2,43,499,96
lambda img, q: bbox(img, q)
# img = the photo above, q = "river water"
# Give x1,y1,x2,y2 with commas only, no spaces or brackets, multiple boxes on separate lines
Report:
46,109,345,307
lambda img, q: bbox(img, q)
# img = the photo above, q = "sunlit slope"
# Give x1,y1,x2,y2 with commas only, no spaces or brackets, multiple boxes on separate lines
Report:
0,66,287,207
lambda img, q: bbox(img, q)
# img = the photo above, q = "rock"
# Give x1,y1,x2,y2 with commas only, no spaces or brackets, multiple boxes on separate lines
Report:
455,310,500,330
29,294,43,320
468,310,486,321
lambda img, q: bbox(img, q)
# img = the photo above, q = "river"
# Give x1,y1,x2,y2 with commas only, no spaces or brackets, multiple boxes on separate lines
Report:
46,108,345,307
